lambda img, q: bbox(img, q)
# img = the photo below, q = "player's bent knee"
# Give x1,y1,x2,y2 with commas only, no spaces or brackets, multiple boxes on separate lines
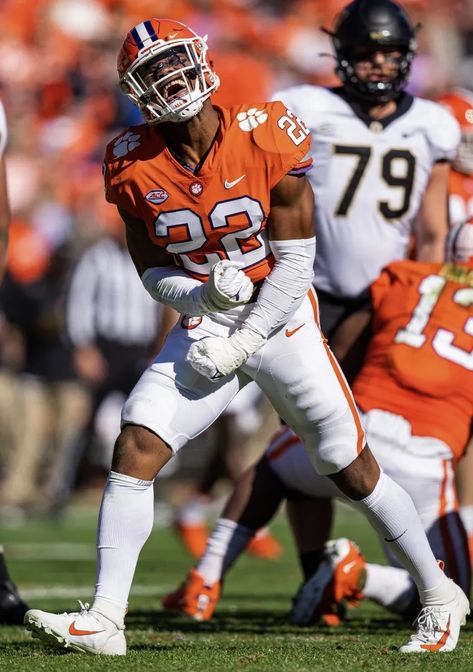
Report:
112,424,172,478
329,446,381,501
302,411,365,477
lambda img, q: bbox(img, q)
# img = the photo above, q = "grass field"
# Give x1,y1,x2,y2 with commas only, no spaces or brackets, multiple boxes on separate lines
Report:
0,502,472,671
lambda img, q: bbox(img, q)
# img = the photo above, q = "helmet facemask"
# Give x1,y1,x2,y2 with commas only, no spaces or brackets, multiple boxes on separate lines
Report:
120,37,219,124
335,46,414,103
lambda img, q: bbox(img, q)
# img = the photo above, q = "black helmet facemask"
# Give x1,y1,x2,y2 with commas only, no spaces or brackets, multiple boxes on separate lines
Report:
323,0,420,104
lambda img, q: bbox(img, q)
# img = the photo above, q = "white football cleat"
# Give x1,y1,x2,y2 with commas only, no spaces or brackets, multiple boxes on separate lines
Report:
24,601,126,655
399,580,470,653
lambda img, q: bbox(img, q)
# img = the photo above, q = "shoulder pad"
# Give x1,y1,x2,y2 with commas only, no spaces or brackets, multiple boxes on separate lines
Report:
232,100,311,161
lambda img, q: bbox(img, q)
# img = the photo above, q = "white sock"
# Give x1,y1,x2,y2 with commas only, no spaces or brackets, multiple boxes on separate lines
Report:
176,496,209,526
353,471,444,593
459,505,473,536
420,574,458,606
196,518,253,584
364,563,416,614
92,471,154,625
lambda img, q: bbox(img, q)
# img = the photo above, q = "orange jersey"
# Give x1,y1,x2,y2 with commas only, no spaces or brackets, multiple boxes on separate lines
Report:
103,101,312,282
449,169,473,227
354,259,473,460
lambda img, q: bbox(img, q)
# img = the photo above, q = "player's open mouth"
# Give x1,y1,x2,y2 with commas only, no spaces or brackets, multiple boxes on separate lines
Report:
160,78,188,102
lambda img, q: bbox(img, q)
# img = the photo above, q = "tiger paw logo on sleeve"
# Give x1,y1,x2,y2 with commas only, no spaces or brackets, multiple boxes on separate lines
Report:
237,108,269,132
113,131,141,157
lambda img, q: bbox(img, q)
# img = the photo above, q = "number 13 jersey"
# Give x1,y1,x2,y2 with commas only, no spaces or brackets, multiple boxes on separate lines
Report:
272,86,460,298
103,101,312,283
354,259,473,460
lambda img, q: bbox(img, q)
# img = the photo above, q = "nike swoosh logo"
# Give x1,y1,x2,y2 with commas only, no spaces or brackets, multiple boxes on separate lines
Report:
68,622,105,637
168,33,178,39
342,560,357,575
224,175,245,189
285,324,305,338
420,615,451,651
384,529,407,543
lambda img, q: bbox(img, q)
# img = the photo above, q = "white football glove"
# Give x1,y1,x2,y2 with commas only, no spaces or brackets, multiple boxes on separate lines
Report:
200,260,254,312
186,327,266,381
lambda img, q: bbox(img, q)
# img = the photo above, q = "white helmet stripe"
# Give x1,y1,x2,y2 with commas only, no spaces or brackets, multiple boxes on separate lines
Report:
132,22,157,50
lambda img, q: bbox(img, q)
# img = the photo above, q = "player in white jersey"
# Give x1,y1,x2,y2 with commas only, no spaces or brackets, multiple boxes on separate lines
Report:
278,90,458,302
0,98,30,624
273,0,459,378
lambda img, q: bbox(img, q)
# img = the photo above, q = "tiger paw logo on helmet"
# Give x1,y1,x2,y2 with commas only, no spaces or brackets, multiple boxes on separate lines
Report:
237,108,268,132
113,131,141,157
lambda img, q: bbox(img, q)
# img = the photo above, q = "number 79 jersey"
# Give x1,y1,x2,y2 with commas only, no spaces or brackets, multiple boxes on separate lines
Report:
103,101,312,283
354,259,473,460
272,86,460,297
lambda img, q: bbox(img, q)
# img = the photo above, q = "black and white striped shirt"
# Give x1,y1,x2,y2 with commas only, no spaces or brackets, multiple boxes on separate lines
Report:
66,237,161,347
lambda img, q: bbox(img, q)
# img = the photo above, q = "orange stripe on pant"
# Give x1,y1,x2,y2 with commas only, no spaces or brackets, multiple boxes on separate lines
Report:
267,434,300,462
438,459,470,594
308,288,365,456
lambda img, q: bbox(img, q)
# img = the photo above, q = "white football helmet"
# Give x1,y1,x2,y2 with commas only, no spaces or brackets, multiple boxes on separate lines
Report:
436,89,473,175
117,19,220,125
446,222,473,262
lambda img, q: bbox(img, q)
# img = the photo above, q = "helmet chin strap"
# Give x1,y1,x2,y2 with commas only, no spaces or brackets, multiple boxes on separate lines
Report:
170,99,205,123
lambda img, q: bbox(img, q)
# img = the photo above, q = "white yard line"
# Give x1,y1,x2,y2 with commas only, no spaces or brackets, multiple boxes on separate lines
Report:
21,584,171,600
5,542,96,560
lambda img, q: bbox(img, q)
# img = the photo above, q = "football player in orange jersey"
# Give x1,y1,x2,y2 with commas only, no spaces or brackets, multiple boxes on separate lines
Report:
24,18,468,655
435,89,473,563
165,223,473,648
436,89,473,232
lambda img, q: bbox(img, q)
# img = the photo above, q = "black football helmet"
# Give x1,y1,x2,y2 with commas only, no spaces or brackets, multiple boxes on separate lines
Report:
323,0,419,103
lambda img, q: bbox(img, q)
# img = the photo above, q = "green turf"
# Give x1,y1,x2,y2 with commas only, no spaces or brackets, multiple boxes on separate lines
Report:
0,503,471,670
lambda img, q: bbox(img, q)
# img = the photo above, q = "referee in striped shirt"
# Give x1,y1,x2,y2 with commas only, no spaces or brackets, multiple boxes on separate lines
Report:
57,215,170,505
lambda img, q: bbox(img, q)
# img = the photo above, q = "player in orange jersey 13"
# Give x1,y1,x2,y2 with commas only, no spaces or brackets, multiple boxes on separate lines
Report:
24,17,468,655
435,89,473,562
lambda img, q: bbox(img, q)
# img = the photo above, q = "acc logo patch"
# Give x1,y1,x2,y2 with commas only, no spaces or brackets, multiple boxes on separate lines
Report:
181,315,203,330
237,108,268,132
113,131,141,157
145,189,169,204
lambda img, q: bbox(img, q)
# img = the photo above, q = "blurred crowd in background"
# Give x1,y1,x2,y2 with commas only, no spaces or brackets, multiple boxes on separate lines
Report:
0,0,472,520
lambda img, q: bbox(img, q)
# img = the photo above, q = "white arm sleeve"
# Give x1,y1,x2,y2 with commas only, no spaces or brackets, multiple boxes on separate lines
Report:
243,237,316,338
141,265,209,316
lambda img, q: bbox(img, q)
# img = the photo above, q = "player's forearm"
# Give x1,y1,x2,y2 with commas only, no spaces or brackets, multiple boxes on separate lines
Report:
415,233,446,263
243,237,316,338
141,265,209,316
